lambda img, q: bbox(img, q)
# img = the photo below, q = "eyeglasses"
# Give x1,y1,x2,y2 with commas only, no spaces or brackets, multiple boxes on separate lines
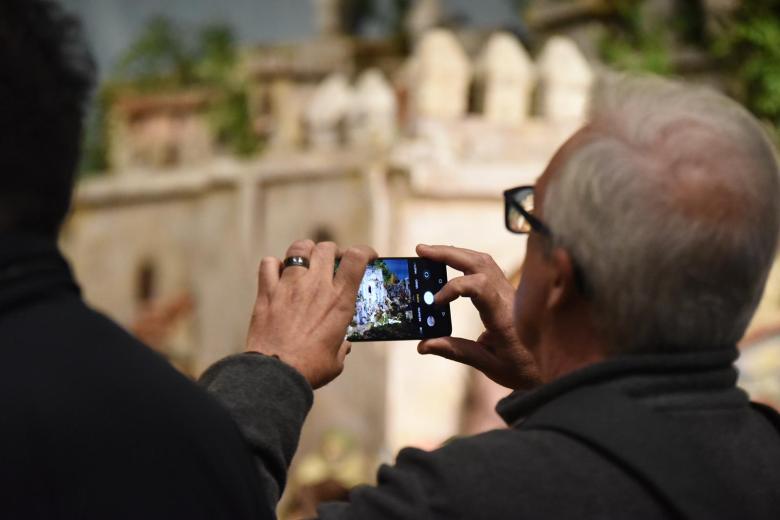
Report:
504,185,590,293
503,186,551,236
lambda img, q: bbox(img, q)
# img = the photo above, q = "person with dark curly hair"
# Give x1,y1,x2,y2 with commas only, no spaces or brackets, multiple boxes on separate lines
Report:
0,2,274,517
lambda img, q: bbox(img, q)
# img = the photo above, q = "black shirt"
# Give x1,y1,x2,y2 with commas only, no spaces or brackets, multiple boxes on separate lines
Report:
0,234,269,519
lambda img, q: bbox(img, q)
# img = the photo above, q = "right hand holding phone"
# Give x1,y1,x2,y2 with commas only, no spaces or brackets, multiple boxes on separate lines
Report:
246,240,377,389
416,244,541,391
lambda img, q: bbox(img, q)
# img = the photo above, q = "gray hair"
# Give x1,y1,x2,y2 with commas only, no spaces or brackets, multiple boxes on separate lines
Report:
544,73,780,354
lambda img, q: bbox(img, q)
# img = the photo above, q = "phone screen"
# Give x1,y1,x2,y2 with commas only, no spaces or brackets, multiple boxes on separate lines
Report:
346,257,452,342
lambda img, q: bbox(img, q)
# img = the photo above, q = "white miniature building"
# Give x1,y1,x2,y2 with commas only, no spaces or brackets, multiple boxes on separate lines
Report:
349,69,397,149
304,73,354,149
110,92,215,171
267,79,305,150
356,265,387,326
537,35,595,122
409,29,471,120
476,32,535,126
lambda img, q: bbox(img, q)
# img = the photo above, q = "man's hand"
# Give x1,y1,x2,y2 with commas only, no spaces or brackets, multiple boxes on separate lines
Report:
416,244,541,391
246,240,377,389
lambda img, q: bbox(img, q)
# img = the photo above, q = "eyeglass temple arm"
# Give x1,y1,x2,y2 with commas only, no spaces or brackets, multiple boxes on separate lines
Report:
509,198,551,236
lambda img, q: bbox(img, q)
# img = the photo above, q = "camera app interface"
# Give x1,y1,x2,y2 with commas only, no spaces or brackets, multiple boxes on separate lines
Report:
347,258,450,341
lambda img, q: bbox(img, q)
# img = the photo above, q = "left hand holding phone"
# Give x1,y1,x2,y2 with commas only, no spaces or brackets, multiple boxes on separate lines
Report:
246,239,377,389
415,244,541,391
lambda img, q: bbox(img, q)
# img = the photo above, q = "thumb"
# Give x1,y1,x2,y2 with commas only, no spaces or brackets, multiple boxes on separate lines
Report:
417,337,497,372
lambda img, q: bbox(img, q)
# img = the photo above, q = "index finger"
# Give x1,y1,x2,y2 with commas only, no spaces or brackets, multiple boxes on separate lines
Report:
334,245,377,297
416,244,491,275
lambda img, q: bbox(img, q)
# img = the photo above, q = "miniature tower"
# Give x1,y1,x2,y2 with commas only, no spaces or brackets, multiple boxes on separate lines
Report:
408,29,471,120
476,32,535,126
350,69,398,148
537,36,594,123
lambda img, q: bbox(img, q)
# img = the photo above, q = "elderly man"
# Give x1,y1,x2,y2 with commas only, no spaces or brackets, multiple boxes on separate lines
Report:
203,74,780,518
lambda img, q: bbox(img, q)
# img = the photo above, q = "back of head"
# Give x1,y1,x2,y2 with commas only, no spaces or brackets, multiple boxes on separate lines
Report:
0,0,95,237
544,73,780,354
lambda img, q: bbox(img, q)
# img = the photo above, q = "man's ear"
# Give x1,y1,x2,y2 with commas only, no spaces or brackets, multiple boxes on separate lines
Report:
545,247,578,311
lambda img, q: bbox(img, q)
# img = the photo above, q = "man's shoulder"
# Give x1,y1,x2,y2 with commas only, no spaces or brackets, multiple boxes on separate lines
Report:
3,293,181,374
392,427,590,499
388,426,665,519
421,426,585,474
0,296,266,517
433,425,575,454
0,293,230,428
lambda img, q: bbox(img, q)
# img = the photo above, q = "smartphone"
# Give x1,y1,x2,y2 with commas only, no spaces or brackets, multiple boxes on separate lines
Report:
345,257,452,342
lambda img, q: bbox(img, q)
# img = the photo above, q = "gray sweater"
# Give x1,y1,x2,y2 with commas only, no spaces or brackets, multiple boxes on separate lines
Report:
200,348,780,519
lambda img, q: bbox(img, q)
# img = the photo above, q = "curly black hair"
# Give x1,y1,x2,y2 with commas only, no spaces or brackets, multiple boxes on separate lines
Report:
0,0,95,236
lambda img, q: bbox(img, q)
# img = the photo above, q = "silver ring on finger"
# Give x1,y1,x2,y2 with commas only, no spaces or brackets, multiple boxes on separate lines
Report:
283,256,310,270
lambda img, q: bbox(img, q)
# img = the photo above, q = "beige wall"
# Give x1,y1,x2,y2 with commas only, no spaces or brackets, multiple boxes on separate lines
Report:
382,184,528,451
260,171,373,256
62,184,251,374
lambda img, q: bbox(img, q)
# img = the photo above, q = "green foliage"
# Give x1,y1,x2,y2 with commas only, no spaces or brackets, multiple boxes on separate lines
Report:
115,17,194,91
115,18,241,89
597,0,674,75
194,24,259,156
714,0,780,127
374,260,395,287
208,88,260,156
600,32,672,75
196,25,238,85
82,17,259,175
79,86,115,175
507,0,780,141
514,0,779,125
339,0,414,45
674,0,707,46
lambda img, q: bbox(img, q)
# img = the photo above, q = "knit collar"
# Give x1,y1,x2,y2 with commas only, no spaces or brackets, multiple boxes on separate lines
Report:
496,347,740,427
0,232,79,315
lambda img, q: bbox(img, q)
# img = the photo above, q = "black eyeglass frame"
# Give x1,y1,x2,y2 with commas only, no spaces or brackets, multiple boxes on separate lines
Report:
503,185,591,295
503,185,552,236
